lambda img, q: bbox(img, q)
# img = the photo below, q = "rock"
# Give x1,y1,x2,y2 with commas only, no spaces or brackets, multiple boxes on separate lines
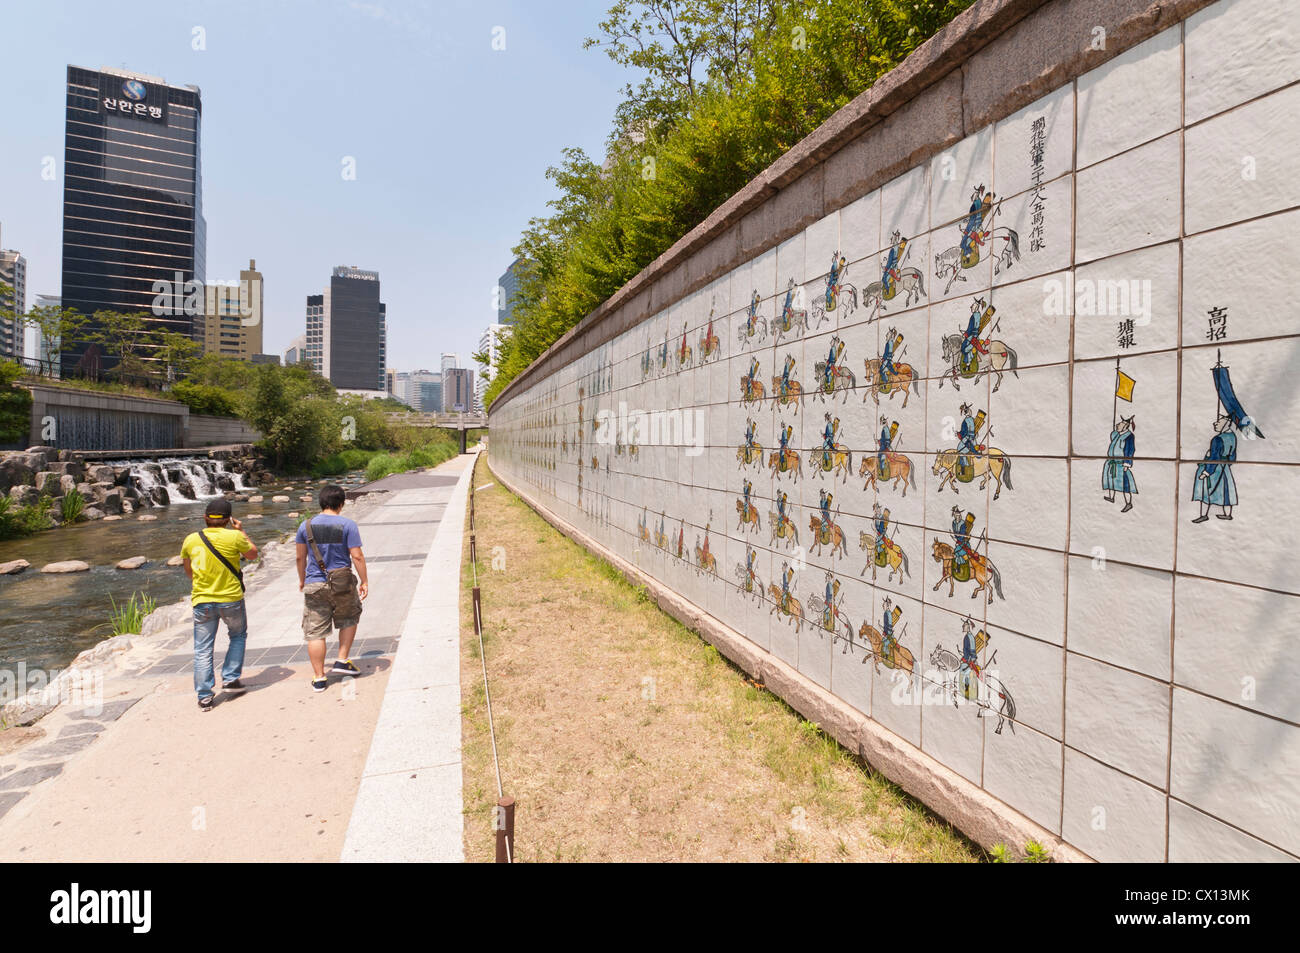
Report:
59,474,78,497
243,513,263,520
121,499,135,514
233,493,250,502
166,467,183,483
299,495,312,502
81,507,105,521
216,475,236,492
176,479,197,501
167,555,184,567
0,559,31,575
102,515,122,522
34,471,62,494
112,466,132,486
272,495,290,503
75,482,97,502
8,484,38,506
115,556,148,570
0,452,42,492
138,514,158,522
287,512,299,519
101,488,124,515
247,495,264,503
149,486,170,506
41,560,91,573
89,465,117,484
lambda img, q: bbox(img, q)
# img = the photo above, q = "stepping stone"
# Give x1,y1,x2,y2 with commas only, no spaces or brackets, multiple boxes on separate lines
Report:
138,514,158,521
167,555,184,566
0,559,30,575
116,556,148,570
40,561,90,573
24,733,101,759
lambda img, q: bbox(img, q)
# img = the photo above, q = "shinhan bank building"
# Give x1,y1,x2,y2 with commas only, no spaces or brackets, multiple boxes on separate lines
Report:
60,65,205,375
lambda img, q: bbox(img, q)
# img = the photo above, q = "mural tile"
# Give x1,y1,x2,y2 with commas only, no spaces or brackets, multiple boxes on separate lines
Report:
1168,799,1298,863
931,126,994,230
1075,132,1180,264
1065,653,1170,786
983,720,1063,834
1076,26,1182,168
1186,0,1300,124
1069,458,1176,571
1072,350,1179,461
1066,555,1172,680
1072,241,1181,361
1171,687,1300,856
839,188,881,268
1185,82,1300,235
994,82,1073,203
1063,748,1167,862
1174,575,1300,723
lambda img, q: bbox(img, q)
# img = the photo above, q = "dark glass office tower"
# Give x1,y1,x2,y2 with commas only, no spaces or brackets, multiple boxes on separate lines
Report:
60,66,204,375
307,267,386,391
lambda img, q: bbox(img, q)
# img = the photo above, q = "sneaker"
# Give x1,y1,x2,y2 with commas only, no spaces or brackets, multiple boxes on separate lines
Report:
198,696,214,712
222,679,247,694
311,677,328,693
331,659,360,676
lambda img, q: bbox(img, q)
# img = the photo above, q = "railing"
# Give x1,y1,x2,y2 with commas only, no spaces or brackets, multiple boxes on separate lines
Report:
385,411,487,430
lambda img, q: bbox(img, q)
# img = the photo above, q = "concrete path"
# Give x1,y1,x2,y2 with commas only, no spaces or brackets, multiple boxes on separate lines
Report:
0,451,476,862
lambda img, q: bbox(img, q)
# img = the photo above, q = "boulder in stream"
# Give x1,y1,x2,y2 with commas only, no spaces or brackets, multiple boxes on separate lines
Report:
116,556,148,570
167,555,184,567
0,559,31,575
272,495,290,503
138,514,158,522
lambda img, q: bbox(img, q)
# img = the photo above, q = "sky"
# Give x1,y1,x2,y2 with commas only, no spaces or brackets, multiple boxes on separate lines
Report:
0,0,630,373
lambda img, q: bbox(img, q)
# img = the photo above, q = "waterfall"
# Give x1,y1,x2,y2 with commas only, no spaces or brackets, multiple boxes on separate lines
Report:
114,457,246,506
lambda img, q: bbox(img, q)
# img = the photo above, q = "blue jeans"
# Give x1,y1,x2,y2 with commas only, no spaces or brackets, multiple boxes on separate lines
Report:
193,600,248,700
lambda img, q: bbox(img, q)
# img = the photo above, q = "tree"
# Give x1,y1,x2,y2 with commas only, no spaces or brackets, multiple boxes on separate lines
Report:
486,0,976,408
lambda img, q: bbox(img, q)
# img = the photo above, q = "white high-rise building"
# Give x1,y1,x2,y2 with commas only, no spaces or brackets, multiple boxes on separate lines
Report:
476,323,510,410
0,225,27,363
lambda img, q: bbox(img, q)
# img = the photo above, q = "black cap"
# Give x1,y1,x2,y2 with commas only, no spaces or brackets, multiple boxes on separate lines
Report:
204,498,232,521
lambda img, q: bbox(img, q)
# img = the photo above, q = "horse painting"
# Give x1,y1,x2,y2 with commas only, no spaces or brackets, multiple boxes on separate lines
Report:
930,540,1005,603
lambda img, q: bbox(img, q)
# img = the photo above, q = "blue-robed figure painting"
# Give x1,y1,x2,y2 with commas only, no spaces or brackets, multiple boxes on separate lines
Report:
1192,359,1263,524
1103,415,1138,512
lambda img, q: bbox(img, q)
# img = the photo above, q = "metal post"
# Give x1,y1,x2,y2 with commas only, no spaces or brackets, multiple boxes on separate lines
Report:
472,586,482,636
469,533,477,565
495,795,515,863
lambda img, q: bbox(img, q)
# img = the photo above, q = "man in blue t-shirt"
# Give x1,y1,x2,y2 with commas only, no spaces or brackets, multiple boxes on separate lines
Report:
296,485,370,693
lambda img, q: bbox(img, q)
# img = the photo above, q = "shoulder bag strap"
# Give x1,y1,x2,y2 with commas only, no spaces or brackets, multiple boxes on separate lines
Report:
304,518,328,573
199,529,244,593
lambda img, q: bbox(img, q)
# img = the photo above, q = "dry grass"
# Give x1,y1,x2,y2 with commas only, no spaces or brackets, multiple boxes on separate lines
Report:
459,460,981,863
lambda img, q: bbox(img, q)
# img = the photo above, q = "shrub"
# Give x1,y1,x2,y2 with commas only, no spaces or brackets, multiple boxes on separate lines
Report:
0,360,32,445
0,494,53,539
170,380,240,418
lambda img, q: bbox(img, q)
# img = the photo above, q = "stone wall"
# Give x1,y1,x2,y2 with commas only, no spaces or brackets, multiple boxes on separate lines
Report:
488,0,1300,862
186,413,261,447
25,384,185,450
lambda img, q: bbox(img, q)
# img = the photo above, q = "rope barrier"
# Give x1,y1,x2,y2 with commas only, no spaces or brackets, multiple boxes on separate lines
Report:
469,453,513,863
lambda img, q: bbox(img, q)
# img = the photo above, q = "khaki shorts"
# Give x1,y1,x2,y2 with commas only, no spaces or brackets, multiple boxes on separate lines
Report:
302,579,362,640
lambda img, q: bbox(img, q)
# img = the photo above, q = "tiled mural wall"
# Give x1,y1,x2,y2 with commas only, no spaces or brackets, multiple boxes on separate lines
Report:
490,0,1298,862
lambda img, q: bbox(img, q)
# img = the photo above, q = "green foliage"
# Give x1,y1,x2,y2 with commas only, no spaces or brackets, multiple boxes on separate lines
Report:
363,433,459,482
989,842,1010,863
0,359,32,444
486,0,975,407
170,379,240,417
1024,840,1052,863
309,447,379,478
0,493,53,539
60,490,85,523
108,591,158,636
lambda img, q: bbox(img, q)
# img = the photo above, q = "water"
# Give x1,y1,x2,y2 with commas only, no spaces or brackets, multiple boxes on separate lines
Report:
0,468,368,675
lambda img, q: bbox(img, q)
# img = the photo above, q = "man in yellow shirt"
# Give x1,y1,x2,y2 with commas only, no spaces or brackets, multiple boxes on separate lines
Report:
181,499,259,711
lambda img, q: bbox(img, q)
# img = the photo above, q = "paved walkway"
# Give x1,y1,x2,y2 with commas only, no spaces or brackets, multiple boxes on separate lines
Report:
0,451,476,862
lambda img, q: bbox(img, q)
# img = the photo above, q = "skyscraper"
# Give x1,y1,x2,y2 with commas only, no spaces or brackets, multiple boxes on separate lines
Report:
496,257,522,326
0,226,26,362
60,66,205,376
440,352,458,380
305,266,387,391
